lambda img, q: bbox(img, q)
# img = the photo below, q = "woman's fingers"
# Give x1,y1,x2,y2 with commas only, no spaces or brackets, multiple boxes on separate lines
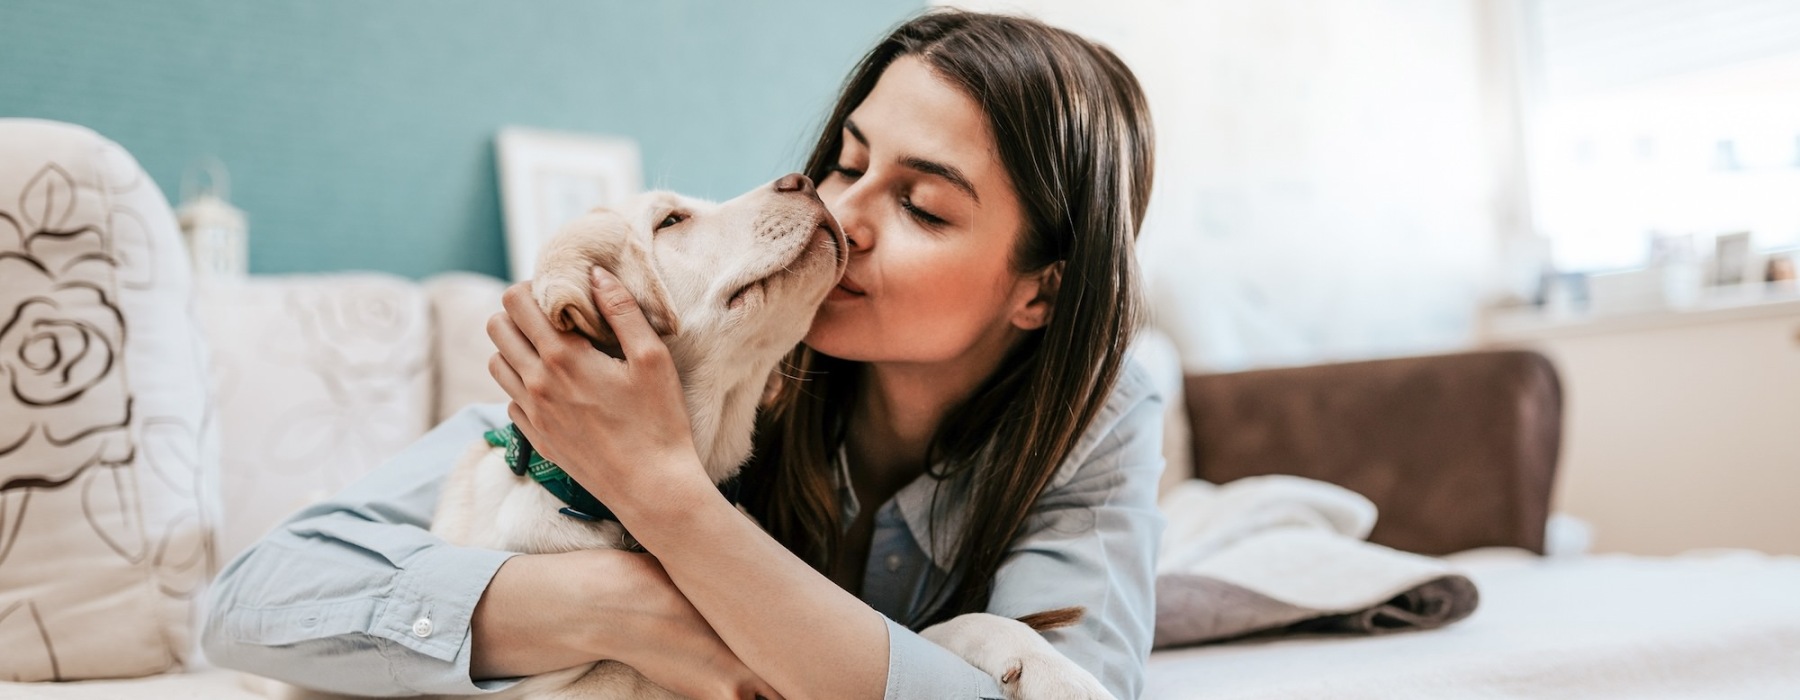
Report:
591,267,662,362
507,401,537,440
487,310,537,375
500,281,565,354
488,351,527,400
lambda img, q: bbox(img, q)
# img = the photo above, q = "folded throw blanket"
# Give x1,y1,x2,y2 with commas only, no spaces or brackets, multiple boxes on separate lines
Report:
1154,476,1479,648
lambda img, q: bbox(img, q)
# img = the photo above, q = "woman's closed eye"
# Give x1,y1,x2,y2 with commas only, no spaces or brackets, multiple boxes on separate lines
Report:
901,197,947,227
829,163,865,180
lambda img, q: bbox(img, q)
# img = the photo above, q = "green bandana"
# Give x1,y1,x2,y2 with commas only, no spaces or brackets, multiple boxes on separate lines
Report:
484,424,744,524
484,425,615,522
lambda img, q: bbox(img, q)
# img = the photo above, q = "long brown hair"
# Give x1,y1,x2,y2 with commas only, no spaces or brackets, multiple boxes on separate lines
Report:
741,9,1155,628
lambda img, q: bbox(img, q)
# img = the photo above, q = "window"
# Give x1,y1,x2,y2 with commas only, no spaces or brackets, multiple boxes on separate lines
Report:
1526,0,1800,272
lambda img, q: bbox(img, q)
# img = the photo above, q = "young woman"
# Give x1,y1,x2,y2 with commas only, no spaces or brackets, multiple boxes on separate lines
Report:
205,10,1162,700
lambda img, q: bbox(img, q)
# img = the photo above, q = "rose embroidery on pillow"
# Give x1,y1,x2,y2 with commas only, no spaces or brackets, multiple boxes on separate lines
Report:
0,163,134,568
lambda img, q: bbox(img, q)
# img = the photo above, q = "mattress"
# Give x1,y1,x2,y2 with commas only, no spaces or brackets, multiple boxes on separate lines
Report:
1144,549,1800,699
6,550,1797,699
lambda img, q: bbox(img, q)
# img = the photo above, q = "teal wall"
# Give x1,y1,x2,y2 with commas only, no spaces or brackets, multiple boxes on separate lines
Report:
0,1,920,279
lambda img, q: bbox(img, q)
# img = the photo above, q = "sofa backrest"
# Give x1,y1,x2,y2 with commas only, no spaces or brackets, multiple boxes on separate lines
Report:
1184,350,1563,555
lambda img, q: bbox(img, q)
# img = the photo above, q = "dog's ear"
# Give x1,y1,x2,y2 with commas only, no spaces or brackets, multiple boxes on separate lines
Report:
533,209,680,354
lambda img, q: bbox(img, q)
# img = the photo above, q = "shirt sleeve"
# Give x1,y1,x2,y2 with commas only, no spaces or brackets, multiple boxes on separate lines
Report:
202,403,524,696
883,366,1167,700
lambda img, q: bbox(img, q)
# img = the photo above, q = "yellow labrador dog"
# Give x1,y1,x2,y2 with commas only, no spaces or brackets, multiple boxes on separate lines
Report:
281,174,1112,700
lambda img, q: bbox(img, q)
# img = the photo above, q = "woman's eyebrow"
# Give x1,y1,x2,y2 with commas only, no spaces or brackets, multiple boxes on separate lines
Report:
843,118,980,204
900,156,979,204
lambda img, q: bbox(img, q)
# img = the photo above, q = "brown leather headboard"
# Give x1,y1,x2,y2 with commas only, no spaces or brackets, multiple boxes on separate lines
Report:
1182,351,1562,555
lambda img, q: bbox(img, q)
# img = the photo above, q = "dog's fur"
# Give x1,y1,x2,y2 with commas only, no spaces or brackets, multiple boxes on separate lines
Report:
279,177,1113,700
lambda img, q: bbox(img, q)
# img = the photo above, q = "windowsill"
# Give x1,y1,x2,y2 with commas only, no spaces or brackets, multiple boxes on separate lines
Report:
1481,286,1800,343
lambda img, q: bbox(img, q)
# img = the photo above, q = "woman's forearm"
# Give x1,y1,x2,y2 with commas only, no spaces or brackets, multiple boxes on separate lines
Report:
623,466,891,700
471,546,783,700
470,551,616,679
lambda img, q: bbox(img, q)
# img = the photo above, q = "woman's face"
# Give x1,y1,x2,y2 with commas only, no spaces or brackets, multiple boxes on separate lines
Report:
807,56,1044,365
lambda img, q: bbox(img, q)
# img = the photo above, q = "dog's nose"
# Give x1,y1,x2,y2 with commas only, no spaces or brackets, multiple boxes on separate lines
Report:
775,173,814,194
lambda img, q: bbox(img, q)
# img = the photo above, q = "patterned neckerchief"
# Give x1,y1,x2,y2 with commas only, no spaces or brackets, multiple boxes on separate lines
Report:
484,424,741,523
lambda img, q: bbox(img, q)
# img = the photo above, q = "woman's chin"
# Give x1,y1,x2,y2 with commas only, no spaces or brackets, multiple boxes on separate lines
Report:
801,315,864,361
800,326,844,357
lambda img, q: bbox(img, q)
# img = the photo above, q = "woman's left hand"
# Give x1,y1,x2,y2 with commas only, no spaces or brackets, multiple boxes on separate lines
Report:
487,267,701,508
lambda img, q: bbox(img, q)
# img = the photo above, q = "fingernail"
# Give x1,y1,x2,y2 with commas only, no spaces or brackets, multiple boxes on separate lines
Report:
592,267,613,288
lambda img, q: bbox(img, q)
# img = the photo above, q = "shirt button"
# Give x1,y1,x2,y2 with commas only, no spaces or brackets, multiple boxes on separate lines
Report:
411,617,433,638
886,554,902,572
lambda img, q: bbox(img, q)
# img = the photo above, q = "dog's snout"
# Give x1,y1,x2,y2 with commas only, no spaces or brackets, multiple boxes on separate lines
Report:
774,173,815,195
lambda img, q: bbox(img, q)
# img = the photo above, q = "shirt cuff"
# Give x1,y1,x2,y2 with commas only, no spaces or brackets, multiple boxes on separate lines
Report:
375,542,522,694
882,617,1007,700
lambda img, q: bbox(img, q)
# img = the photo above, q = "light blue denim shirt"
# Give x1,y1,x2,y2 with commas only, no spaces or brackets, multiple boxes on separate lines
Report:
203,359,1164,699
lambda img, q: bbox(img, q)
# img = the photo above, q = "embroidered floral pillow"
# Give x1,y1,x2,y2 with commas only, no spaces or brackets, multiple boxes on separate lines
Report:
0,119,218,681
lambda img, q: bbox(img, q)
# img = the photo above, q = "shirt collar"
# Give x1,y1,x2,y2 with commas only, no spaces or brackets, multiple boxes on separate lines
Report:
832,443,978,572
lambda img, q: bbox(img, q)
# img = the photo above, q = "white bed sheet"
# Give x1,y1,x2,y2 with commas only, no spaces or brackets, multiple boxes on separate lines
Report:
5,551,1798,699
1144,549,1800,699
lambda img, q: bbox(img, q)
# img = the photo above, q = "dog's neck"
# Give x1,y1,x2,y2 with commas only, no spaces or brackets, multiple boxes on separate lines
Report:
676,353,778,485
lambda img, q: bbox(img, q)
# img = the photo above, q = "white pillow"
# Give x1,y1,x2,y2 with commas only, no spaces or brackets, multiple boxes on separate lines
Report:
197,273,433,563
422,271,509,424
0,119,219,681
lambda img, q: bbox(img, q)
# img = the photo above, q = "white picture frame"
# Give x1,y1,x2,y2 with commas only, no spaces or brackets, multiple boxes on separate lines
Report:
1712,231,1753,287
496,127,643,281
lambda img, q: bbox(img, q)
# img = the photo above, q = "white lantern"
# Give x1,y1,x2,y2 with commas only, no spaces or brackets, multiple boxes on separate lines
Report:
175,158,248,282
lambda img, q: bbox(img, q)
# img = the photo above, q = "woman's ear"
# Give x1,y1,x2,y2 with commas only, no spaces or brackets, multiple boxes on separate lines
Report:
1009,261,1063,331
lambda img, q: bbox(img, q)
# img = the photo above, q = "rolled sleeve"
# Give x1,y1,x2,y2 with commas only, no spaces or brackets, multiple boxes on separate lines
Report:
883,617,1006,700
203,403,524,696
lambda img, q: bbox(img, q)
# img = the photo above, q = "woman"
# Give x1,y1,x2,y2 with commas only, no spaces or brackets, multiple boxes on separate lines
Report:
205,10,1161,700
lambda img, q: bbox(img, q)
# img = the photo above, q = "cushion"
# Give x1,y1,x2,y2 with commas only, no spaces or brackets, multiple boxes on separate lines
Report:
0,119,219,681
422,271,508,424
197,273,433,562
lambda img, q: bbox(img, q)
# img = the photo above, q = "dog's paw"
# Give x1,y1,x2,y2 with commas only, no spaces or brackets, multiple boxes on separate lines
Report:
997,649,1114,700
921,612,1116,700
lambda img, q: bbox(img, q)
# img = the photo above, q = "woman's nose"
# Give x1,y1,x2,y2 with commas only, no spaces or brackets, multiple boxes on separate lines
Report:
821,181,871,252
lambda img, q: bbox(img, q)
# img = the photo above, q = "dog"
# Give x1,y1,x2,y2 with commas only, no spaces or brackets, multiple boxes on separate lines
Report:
278,174,1113,700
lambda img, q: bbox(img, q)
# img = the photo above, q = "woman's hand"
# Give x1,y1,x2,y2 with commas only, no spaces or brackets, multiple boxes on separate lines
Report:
472,548,781,700
607,551,784,700
486,268,708,512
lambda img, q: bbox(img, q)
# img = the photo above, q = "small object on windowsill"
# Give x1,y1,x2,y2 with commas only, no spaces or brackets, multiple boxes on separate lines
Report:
1766,252,1796,291
1712,231,1754,287
1483,282,1800,343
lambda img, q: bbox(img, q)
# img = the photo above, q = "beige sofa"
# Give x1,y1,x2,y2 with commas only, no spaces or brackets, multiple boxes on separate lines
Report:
5,120,1798,699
